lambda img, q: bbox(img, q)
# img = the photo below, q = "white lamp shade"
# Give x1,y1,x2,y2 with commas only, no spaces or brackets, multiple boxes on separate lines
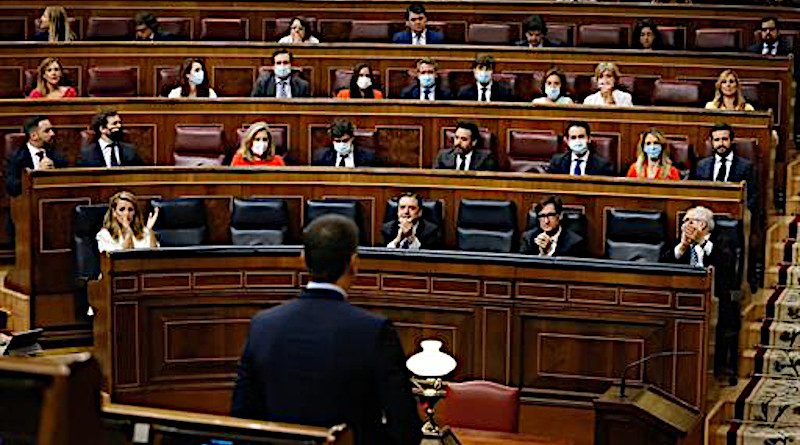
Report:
406,339,457,377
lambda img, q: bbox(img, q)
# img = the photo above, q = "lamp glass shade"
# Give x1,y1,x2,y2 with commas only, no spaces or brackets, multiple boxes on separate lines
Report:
406,339,457,377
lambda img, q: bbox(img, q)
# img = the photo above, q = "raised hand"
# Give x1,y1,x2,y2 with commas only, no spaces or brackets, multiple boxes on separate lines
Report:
146,207,160,231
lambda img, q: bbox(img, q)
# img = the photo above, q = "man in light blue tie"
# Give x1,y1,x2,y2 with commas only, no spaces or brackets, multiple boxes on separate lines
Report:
250,49,311,98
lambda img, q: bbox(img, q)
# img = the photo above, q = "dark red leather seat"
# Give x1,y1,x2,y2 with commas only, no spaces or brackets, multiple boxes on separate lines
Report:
86,67,138,97
157,17,192,40
467,23,513,45
658,26,686,49
694,28,741,51
548,23,574,46
349,21,391,42
86,17,134,40
578,24,628,48
438,380,519,433
508,131,559,173
200,18,247,41
651,80,702,107
173,125,226,166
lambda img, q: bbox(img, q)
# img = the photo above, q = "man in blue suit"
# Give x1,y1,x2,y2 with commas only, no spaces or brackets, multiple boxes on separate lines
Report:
232,214,422,445
312,118,377,167
391,3,445,45
695,122,757,212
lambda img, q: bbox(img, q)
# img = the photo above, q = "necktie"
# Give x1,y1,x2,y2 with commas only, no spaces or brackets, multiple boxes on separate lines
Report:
458,154,467,170
689,243,701,267
479,86,486,102
424,88,431,100
414,33,423,44
110,144,120,167
337,154,347,167
573,159,583,176
277,80,287,98
401,239,410,249
716,158,727,182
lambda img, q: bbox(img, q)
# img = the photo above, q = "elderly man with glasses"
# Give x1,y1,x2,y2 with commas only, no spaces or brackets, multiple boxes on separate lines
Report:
520,195,586,257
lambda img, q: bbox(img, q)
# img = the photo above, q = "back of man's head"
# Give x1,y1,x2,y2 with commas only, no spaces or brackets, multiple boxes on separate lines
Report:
24,115,48,140
303,214,359,283
135,12,158,30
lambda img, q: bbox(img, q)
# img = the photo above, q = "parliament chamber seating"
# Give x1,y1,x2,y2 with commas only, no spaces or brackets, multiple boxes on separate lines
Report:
157,66,181,96
713,215,746,286
173,125,226,166
229,197,290,246
3,132,25,159
605,208,666,262
150,198,208,247
85,17,134,41
577,24,629,48
23,67,80,97
331,68,382,96
658,26,687,50
651,80,703,107
199,18,248,41
305,199,366,244
73,204,108,316
383,197,444,230
235,125,288,157
666,138,693,179
456,199,517,253
348,20,391,43
525,207,588,241
273,17,318,38
86,66,138,97
156,17,192,41
438,380,520,433
507,131,560,173
467,23,515,45
547,24,574,46
693,28,742,51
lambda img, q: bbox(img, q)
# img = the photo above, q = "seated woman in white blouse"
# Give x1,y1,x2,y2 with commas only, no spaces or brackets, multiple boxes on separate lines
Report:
168,58,218,98
582,62,633,107
277,17,320,44
96,191,160,253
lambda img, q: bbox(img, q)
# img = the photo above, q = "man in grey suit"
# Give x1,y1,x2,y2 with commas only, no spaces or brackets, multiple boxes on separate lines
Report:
433,120,497,171
251,49,310,98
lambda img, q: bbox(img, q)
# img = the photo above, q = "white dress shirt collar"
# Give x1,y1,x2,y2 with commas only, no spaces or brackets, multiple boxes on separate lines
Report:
306,281,347,298
420,85,435,101
569,152,589,176
456,150,474,170
478,81,493,102
412,29,427,45
99,138,120,168
713,151,735,182
335,150,355,168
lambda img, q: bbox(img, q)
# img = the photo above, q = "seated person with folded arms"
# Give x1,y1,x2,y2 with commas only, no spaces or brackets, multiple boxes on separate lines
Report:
168,58,218,98
382,192,443,250
695,123,756,211
6,116,67,197
625,129,680,181
548,121,615,176
532,68,573,105
96,191,159,253
251,49,310,98
433,120,497,171
231,122,285,167
521,196,586,257
29,57,77,99
456,54,515,102
400,57,450,100
632,19,663,50
134,12,173,41
312,118,377,167
582,62,633,107
705,70,754,111
33,6,74,42
77,109,144,167
392,3,444,44
277,16,320,44
336,63,383,99
516,15,559,48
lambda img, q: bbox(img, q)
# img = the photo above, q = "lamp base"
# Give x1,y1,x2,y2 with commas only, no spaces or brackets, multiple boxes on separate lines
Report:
421,425,461,445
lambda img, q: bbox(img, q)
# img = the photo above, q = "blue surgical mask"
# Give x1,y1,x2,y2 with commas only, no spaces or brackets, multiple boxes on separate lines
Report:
333,141,352,156
474,70,492,84
568,139,588,154
419,74,436,88
274,65,292,78
545,85,561,101
643,143,662,160
189,71,204,86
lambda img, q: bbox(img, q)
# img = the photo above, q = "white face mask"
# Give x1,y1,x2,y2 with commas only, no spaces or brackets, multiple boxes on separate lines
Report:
356,76,372,90
568,139,588,154
333,140,352,156
545,85,560,101
274,65,292,78
189,70,204,86
252,140,267,156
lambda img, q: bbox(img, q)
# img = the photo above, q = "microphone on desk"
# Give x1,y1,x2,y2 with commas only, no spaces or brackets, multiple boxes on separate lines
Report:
618,350,696,399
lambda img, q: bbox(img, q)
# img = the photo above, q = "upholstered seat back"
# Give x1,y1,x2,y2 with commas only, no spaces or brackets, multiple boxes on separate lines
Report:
605,208,666,262
457,199,517,253
438,380,519,433
74,204,109,283
230,198,289,246
150,198,208,246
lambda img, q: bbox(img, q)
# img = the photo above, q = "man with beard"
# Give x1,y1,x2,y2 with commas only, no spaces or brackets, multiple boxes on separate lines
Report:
432,120,497,171
695,123,757,211
749,17,792,56
6,115,67,196
381,191,443,249
520,195,585,257
77,109,144,167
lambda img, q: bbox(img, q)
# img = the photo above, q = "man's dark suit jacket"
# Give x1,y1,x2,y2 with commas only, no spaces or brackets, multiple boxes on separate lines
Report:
515,38,560,48
659,233,737,301
250,74,311,98
548,151,615,176
311,146,378,167
76,141,144,168
695,155,757,210
381,218,443,249
748,38,792,56
231,287,422,445
456,82,516,102
520,227,586,257
433,148,497,171
399,81,451,100
6,145,68,196
391,29,445,44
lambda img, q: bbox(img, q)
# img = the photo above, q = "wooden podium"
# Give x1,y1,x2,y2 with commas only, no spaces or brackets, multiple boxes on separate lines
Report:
593,384,701,445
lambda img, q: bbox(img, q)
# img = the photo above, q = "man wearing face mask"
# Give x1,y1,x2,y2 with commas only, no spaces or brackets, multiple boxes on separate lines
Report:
520,196,585,257
77,109,144,168
251,49,310,98
548,121,615,176
433,120,497,171
311,118,377,168
695,123,757,211
7,115,67,197
381,191,443,250
456,54,516,102
399,58,450,101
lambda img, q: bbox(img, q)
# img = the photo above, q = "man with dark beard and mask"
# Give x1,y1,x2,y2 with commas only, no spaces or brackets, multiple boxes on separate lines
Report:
311,118,377,167
77,109,144,167
520,195,585,257
548,121,615,176
432,120,496,171
6,115,67,196
695,122,757,211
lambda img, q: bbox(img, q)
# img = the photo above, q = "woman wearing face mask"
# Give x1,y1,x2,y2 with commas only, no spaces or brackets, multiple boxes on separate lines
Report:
277,17,320,44
336,63,384,99
96,191,160,253
168,58,218,98
625,129,680,181
29,57,77,99
532,69,573,105
582,62,633,107
231,122,286,167
705,69,754,111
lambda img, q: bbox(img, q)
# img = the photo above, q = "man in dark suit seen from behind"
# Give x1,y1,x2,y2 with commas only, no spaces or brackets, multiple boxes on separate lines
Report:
695,123,757,211
312,118,377,167
231,214,422,444
391,3,445,45
399,57,450,101
456,54,515,102
548,121,615,176
6,115,67,197
251,49,311,98
77,109,144,168
433,120,497,171
520,195,586,257
134,12,173,41
749,17,792,56
516,15,559,48
382,191,443,250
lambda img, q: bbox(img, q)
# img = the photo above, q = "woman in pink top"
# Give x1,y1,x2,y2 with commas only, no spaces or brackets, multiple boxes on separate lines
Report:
28,57,77,99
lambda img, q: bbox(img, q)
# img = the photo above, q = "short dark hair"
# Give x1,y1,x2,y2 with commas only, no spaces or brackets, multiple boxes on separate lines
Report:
472,54,495,70
405,3,427,20
303,214,359,283
134,12,158,30
761,16,780,28
534,195,563,216
272,48,293,63
709,122,734,139
522,15,547,36
92,108,118,140
397,191,421,208
24,115,49,139
542,68,568,100
565,121,591,137
329,118,355,139
455,120,482,148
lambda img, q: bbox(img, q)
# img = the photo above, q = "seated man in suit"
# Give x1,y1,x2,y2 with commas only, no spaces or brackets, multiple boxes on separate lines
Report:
134,12,173,41
391,3,444,45
695,123,757,211
521,196,585,257
400,57,451,101
749,17,791,56
548,121,615,176
433,120,496,171
77,109,144,168
516,14,559,48
312,118,377,167
381,191,443,249
6,115,67,197
251,49,311,98
456,54,515,102
232,214,422,445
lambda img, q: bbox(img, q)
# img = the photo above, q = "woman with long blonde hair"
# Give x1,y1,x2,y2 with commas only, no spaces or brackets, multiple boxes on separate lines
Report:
625,129,680,181
96,191,159,253
29,57,77,99
231,122,286,166
705,69,754,111
35,6,75,42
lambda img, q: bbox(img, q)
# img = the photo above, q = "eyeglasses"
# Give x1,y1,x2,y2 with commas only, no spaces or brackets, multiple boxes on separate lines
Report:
682,217,702,224
537,212,559,220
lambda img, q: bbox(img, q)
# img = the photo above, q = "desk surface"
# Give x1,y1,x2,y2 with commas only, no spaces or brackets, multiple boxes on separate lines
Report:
453,428,574,445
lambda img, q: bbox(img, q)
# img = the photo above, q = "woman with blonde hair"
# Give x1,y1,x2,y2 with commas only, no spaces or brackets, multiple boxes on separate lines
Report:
231,121,286,166
34,6,75,42
705,69,755,111
625,129,680,181
582,62,633,107
96,191,159,253
28,57,77,99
